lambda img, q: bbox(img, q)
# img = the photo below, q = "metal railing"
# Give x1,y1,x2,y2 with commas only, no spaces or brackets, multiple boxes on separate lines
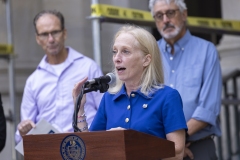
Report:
217,69,240,160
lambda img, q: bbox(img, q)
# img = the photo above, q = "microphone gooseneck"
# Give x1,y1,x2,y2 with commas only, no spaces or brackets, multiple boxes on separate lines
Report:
73,73,116,132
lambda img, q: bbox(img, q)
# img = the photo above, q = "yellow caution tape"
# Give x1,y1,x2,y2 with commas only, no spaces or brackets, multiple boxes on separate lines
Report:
91,4,240,31
187,17,240,31
91,4,153,22
0,44,14,54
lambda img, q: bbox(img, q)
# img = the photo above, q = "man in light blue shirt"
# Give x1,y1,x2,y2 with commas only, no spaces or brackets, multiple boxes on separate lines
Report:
149,0,222,160
15,10,103,143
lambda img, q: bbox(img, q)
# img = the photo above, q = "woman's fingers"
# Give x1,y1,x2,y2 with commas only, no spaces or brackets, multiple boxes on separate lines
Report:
72,77,88,101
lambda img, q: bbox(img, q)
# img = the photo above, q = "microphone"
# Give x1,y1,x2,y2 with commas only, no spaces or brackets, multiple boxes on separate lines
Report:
84,73,116,93
73,73,116,132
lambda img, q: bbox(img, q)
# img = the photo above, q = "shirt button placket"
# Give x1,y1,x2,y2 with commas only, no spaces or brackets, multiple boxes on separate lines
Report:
170,69,175,88
169,53,175,89
125,94,135,126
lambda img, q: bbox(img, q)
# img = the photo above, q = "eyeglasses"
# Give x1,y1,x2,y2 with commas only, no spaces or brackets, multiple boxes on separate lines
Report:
154,9,179,22
37,30,63,40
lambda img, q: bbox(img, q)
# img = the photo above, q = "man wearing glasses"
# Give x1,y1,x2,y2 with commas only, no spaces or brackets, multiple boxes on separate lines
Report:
15,10,103,144
149,0,222,160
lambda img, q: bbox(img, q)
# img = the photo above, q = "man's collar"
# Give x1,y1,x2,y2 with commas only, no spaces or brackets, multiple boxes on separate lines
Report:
159,30,191,51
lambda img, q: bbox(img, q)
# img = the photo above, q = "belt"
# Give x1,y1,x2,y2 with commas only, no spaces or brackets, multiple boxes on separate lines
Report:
187,135,214,144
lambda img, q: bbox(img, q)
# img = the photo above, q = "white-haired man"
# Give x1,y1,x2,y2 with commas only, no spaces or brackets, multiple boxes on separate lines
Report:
149,0,222,159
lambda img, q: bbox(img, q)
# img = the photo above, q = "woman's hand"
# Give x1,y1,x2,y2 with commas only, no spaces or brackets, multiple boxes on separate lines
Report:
72,77,88,105
73,77,88,115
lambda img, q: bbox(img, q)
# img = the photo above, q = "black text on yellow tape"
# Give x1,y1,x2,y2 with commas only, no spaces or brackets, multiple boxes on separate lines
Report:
188,17,240,31
91,4,240,32
91,4,154,22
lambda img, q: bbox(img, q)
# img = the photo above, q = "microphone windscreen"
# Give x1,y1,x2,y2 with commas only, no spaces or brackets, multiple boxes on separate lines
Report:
106,73,116,85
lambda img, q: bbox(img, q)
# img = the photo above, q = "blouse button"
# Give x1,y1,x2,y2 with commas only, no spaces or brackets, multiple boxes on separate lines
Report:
125,118,129,123
143,104,148,109
131,94,135,97
127,105,130,110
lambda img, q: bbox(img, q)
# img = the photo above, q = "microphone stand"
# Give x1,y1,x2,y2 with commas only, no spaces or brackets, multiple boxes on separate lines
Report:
72,81,109,132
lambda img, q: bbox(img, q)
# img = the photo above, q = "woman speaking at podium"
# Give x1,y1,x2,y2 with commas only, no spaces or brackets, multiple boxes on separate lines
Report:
72,25,187,160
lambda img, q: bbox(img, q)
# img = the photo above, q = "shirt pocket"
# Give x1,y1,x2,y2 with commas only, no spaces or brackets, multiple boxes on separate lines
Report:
183,65,202,87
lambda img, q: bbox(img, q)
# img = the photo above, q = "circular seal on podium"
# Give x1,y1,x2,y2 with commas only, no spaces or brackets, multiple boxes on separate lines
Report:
60,135,86,160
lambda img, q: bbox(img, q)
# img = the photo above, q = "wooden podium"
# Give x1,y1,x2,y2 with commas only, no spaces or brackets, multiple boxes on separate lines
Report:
23,129,175,160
